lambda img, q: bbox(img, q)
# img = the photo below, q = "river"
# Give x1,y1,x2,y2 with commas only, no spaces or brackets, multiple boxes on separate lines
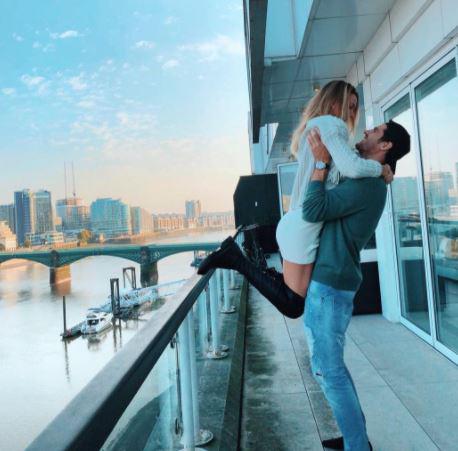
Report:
0,229,232,451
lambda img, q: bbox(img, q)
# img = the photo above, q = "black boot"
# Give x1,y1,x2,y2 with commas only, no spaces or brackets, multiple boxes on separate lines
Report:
198,237,305,318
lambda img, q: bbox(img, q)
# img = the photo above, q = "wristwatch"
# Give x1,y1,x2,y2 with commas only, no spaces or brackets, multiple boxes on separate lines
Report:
315,160,330,170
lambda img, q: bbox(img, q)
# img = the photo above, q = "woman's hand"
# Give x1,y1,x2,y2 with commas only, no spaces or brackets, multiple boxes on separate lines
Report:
307,128,331,163
382,164,394,184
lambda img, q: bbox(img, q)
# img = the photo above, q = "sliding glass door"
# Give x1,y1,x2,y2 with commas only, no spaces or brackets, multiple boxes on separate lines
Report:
383,53,458,359
414,58,458,354
384,94,430,334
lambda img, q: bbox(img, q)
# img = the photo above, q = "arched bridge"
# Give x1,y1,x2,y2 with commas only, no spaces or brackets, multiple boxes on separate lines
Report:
0,242,220,268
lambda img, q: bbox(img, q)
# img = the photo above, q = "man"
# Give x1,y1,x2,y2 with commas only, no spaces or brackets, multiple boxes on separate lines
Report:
302,120,410,451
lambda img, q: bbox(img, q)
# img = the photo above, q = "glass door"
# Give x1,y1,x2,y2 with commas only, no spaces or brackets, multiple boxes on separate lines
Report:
384,94,431,335
413,57,458,354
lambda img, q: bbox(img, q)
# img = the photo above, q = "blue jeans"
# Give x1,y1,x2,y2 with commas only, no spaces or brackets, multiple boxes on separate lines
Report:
304,280,369,451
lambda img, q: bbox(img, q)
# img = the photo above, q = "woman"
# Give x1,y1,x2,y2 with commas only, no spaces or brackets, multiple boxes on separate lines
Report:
198,80,391,318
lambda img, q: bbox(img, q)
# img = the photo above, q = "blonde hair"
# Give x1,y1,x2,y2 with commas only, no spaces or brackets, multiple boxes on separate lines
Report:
290,80,359,156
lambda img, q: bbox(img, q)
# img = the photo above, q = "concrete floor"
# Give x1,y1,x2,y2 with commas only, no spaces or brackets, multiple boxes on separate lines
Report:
240,285,458,451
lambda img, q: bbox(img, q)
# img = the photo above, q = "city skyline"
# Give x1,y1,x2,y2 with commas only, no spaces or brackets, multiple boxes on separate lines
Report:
0,1,251,213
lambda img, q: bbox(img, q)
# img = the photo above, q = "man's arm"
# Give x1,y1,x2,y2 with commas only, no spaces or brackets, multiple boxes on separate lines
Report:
303,179,372,223
302,128,384,223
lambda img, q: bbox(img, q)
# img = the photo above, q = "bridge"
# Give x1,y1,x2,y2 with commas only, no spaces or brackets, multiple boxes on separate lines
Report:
0,242,220,285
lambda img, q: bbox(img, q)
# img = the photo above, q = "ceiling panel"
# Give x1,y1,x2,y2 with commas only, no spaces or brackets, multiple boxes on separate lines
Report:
304,14,386,55
314,0,395,18
266,60,301,84
297,53,358,80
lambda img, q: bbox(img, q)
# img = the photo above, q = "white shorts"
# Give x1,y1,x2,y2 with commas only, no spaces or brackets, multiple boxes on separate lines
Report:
276,208,323,265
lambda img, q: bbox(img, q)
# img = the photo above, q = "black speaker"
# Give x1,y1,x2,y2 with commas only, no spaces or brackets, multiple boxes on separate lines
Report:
233,174,280,227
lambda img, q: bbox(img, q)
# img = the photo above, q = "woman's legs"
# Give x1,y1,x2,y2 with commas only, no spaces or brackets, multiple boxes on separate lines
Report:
197,237,306,318
282,260,313,298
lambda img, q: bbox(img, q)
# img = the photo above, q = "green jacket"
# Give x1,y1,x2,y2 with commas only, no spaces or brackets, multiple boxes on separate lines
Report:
302,178,387,291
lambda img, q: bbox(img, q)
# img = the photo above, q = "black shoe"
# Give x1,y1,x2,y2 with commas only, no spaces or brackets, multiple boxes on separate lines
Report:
197,237,241,275
322,437,373,450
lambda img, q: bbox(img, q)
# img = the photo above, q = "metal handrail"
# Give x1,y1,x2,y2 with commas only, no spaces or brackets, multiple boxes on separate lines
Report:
27,228,242,451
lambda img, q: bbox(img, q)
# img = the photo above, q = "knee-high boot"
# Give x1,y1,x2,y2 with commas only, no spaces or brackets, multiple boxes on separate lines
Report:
198,237,305,318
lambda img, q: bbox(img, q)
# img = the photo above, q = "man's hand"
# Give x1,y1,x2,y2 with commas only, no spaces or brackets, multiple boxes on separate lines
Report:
307,128,331,163
381,164,394,184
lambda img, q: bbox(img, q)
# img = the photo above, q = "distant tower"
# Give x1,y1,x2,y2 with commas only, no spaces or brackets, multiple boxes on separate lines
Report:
14,190,35,246
34,190,54,234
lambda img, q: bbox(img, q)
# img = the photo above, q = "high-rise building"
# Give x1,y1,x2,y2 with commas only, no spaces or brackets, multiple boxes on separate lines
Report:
391,177,418,213
90,198,131,238
130,207,154,235
34,190,54,234
56,197,90,233
0,204,15,233
14,189,35,246
0,221,16,251
185,200,202,219
424,171,454,215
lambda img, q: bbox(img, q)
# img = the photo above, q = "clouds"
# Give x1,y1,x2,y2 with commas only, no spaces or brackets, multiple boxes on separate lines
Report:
20,74,45,87
164,16,178,25
67,74,87,91
179,34,244,61
12,33,24,42
162,59,179,70
134,40,156,49
50,30,83,39
2,88,16,96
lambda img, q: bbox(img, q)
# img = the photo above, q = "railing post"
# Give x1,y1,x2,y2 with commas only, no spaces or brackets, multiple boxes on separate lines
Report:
216,268,222,305
220,269,236,313
230,269,236,289
197,290,209,355
177,317,204,450
207,274,228,359
187,311,213,446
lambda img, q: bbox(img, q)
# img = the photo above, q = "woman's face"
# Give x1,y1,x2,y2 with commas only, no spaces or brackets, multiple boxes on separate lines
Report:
331,93,358,123
348,93,358,123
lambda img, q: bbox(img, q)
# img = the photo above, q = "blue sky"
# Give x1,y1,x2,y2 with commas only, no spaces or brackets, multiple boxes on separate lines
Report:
0,0,250,213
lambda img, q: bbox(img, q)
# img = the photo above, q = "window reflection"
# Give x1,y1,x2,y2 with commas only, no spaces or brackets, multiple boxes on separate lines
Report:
415,58,458,353
385,95,430,333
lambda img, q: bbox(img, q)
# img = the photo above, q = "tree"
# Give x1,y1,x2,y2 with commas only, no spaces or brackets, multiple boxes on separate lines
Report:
78,229,92,244
24,239,31,248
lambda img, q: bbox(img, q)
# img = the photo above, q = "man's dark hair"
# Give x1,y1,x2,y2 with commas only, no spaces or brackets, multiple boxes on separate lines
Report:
381,119,411,173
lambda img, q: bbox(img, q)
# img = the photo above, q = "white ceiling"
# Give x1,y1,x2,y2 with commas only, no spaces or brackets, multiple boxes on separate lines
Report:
260,0,396,165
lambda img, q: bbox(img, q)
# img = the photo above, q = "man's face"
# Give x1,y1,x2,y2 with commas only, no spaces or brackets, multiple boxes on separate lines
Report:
355,123,388,156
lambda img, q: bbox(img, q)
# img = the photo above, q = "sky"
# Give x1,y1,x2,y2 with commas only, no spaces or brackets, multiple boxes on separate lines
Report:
0,0,251,213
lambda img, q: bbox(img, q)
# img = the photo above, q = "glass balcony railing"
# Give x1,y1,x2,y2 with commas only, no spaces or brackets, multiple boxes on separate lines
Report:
27,230,243,450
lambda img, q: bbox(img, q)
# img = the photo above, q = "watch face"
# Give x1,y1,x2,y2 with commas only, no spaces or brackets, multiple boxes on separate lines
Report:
315,161,326,170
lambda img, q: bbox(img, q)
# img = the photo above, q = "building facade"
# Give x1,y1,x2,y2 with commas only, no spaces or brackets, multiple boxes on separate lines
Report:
130,206,154,235
56,197,90,234
185,200,202,219
90,198,131,238
0,204,15,233
34,190,54,234
0,221,17,251
245,0,458,363
152,214,185,232
14,189,35,246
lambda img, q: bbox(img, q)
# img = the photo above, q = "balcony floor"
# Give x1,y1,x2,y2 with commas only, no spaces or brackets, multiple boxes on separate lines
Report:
240,285,458,450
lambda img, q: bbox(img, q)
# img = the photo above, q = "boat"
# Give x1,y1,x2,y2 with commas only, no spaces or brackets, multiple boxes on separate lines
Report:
81,311,113,335
95,279,187,313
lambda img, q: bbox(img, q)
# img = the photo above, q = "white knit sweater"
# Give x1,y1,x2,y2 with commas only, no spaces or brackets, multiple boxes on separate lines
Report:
288,115,382,211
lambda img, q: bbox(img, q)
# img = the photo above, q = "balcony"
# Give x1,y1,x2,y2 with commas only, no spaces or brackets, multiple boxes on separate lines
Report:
27,235,457,450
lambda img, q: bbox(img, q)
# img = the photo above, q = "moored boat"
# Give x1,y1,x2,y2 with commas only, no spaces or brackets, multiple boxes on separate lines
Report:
81,311,113,335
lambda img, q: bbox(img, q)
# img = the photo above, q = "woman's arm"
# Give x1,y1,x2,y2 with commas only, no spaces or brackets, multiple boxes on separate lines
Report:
318,122,382,178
